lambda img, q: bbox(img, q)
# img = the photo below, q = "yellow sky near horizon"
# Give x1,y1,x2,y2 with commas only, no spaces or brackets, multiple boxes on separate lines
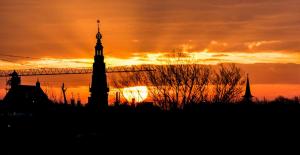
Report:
0,49,300,70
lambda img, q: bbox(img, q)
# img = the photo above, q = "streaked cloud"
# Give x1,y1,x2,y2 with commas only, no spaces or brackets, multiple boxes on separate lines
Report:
245,40,281,50
0,0,300,59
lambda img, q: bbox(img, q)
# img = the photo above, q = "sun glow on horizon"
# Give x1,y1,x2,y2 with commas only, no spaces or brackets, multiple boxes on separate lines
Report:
122,86,148,103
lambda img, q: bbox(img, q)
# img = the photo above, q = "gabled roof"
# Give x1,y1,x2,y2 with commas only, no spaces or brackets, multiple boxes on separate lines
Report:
3,84,49,105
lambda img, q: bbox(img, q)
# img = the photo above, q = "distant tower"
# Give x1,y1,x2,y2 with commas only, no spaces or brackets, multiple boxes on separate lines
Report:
7,70,21,89
88,20,109,109
243,74,254,103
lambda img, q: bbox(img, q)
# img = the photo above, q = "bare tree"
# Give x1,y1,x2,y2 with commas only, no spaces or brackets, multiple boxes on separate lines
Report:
140,63,211,110
111,61,245,109
211,64,245,104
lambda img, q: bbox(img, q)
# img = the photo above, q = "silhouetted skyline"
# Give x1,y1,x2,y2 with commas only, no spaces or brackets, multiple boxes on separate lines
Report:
1,1,300,153
0,0,299,103
0,1,299,101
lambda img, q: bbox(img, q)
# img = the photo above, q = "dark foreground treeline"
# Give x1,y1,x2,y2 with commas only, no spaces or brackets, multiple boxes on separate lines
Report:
1,97,300,153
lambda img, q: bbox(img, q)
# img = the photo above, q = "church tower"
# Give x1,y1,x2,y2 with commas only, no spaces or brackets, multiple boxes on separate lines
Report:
8,70,21,89
88,20,109,109
243,74,253,103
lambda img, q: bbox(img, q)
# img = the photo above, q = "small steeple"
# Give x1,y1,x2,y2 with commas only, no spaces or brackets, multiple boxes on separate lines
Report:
36,79,41,88
243,74,253,103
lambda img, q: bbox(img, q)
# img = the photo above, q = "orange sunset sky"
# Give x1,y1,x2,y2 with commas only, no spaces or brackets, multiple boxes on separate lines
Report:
0,0,299,102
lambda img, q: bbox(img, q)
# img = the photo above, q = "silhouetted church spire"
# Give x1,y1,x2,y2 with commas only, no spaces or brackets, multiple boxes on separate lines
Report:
88,20,109,109
243,74,253,103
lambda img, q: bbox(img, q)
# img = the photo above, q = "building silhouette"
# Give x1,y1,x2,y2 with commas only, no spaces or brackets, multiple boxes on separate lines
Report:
88,20,109,109
3,71,49,108
243,74,254,103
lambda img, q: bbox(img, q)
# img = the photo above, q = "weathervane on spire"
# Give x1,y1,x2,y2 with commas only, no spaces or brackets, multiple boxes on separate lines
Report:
97,20,100,32
96,20,102,40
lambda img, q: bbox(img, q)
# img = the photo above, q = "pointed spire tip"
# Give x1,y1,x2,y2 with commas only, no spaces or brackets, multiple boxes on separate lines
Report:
97,19,100,32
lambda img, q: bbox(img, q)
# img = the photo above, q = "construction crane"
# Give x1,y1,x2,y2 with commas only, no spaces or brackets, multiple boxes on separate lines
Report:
0,66,154,77
0,53,154,77
0,54,154,103
0,65,153,105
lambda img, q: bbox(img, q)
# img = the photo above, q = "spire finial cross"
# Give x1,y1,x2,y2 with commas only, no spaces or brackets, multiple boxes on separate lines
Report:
97,20,100,32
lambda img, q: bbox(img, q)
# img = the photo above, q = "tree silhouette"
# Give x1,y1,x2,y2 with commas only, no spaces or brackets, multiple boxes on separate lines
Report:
111,54,247,108
111,54,211,110
212,64,245,104
142,63,211,110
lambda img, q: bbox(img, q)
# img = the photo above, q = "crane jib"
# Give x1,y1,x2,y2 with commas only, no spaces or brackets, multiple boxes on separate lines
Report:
0,67,155,77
